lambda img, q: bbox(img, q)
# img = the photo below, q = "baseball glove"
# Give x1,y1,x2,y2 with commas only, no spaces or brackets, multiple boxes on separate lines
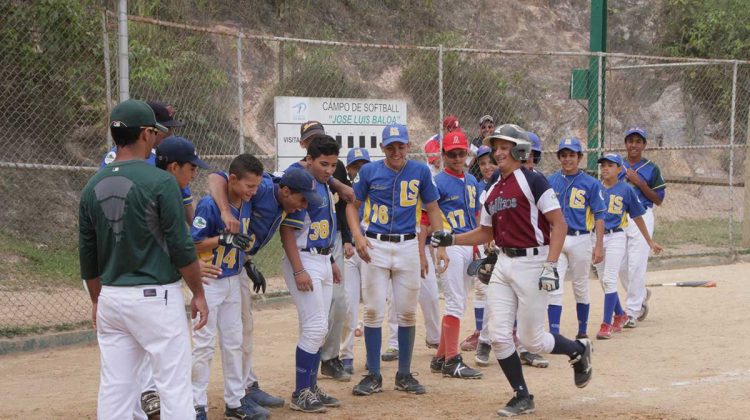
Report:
467,251,497,284
218,232,253,250
244,260,266,294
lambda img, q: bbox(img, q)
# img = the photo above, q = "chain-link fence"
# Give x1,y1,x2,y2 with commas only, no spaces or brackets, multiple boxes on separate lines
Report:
2,2,749,334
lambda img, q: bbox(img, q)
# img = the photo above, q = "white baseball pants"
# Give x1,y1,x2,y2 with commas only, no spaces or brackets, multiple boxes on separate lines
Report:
341,251,362,360
283,252,333,354
96,282,194,420
322,233,347,361
191,274,244,408
548,233,592,306
441,245,474,318
594,231,627,293
240,268,258,388
619,207,654,316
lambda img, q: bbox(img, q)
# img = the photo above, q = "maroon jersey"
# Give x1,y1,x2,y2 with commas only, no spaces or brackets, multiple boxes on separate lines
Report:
480,167,560,248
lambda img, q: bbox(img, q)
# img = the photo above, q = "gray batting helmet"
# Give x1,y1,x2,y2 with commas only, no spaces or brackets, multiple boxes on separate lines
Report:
483,124,532,161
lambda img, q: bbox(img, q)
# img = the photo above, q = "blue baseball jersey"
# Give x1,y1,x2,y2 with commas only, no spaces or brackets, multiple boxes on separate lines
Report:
619,158,666,208
547,170,606,232
353,159,440,235
281,178,337,249
191,195,252,278
434,171,480,234
101,146,193,206
599,180,646,230
477,179,487,193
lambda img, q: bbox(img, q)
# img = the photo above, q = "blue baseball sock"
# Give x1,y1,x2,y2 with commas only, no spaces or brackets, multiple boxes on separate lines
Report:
397,326,416,375
603,292,618,325
474,307,484,331
614,293,625,315
310,349,321,389
295,346,315,393
364,326,382,376
576,303,590,335
550,333,586,359
548,304,562,334
497,352,530,398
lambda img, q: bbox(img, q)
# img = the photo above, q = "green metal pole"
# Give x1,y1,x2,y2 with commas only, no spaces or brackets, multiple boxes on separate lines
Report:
588,0,607,171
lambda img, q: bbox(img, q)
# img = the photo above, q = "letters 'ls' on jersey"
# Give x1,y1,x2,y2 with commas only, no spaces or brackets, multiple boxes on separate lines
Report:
547,170,606,232
599,180,646,230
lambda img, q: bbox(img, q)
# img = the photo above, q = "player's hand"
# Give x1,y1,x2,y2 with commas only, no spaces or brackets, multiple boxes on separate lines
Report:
354,235,373,263
340,186,355,204
344,242,355,259
592,243,604,265
220,210,241,234
538,261,560,291
295,270,314,292
431,230,454,248
218,232,253,250
419,250,428,279
649,240,664,255
624,168,644,186
191,294,209,330
477,251,498,285
199,260,222,279
91,302,97,330
245,260,267,294
435,247,450,274
332,262,342,284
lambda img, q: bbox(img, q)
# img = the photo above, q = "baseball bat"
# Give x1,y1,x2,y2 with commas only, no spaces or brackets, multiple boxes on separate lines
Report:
646,280,716,288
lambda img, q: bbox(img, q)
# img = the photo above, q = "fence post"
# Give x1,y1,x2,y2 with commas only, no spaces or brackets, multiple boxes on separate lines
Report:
729,61,737,253
742,104,750,248
101,7,113,149
597,52,604,177
438,44,444,170
117,0,129,101
236,32,245,154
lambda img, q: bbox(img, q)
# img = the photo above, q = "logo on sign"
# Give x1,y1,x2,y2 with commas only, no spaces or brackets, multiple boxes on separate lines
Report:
292,102,307,121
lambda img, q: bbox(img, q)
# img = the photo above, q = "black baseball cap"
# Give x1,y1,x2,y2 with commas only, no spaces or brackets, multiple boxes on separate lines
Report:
280,168,323,207
147,100,185,128
156,136,209,169
300,121,329,143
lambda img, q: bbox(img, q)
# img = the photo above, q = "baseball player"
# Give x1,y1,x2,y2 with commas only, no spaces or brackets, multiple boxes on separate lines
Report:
427,130,483,379
348,123,446,397
340,148,371,374
618,127,666,327
79,99,208,420
596,153,663,339
469,115,495,179
524,132,543,170
280,135,342,413
191,154,262,420
546,137,606,339
432,124,593,417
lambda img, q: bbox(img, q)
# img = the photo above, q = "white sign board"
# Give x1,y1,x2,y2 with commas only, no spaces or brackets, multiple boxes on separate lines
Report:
274,96,408,170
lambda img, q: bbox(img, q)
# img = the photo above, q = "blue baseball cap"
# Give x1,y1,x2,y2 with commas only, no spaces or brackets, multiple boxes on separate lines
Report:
280,168,323,207
155,136,209,169
476,145,492,159
557,137,583,153
346,148,371,167
597,153,623,166
382,124,409,146
528,132,542,152
625,127,647,140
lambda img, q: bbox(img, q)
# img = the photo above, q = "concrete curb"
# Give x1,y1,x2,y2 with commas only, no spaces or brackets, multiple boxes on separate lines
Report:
0,292,292,356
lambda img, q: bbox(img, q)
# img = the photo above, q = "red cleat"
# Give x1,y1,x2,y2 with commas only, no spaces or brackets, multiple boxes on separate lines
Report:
596,323,613,340
460,331,480,352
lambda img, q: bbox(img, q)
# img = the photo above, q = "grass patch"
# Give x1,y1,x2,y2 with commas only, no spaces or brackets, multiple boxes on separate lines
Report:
653,218,739,248
0,232,80,288
0,321,89,339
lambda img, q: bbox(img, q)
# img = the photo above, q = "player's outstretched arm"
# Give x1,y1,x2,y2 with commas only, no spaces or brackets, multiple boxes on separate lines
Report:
543,208,567,263
179,260,208,330
450,226,494,247
346,200,372,263
425,201,450,271
280,225,314,291
208,172,240,233
330,177,355,203
632,216,663,254
592,219,605,264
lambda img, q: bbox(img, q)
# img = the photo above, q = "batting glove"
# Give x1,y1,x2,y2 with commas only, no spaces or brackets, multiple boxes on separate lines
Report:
538,261,559,291
244,260,267,294
431,230,454,248
218,232,253,250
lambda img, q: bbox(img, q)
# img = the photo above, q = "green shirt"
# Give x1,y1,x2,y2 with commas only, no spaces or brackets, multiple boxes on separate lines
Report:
79,160,197,286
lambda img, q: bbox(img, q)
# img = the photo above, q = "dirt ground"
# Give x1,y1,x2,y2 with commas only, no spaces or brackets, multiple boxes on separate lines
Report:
2,263,750,419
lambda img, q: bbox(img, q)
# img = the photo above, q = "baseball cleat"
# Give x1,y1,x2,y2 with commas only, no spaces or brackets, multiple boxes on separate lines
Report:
195,405,208,420
381,347,399,362
571,339,593,388
342,358,354,375
430,356,445,373
311,385,340,407
637,288,651,322
425,340,439,349
140,390,160,418
241,396,270,419
520,352,549,368
624,316,637,328
460,331,480,351
395,372,426,394
475,342,492,367
596,323,613,340
321,357,352,382
352,373,383,396
290,388,326,413
442,354,483,379
497,394,535,417
576,333,589,340
613,313,629,332
225,404,252,420
243,381,284,408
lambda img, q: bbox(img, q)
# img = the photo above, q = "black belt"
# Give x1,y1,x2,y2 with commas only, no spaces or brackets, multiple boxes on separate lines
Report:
365,231,417,243
567,229,590,236
302,246,333,255
501,247,541,258
603,228,623,235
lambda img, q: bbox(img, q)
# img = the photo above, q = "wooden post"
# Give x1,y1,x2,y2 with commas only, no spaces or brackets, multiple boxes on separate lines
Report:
742,105,750,247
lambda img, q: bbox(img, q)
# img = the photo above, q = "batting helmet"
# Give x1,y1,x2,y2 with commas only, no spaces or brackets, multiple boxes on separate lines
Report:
483,124,532,161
